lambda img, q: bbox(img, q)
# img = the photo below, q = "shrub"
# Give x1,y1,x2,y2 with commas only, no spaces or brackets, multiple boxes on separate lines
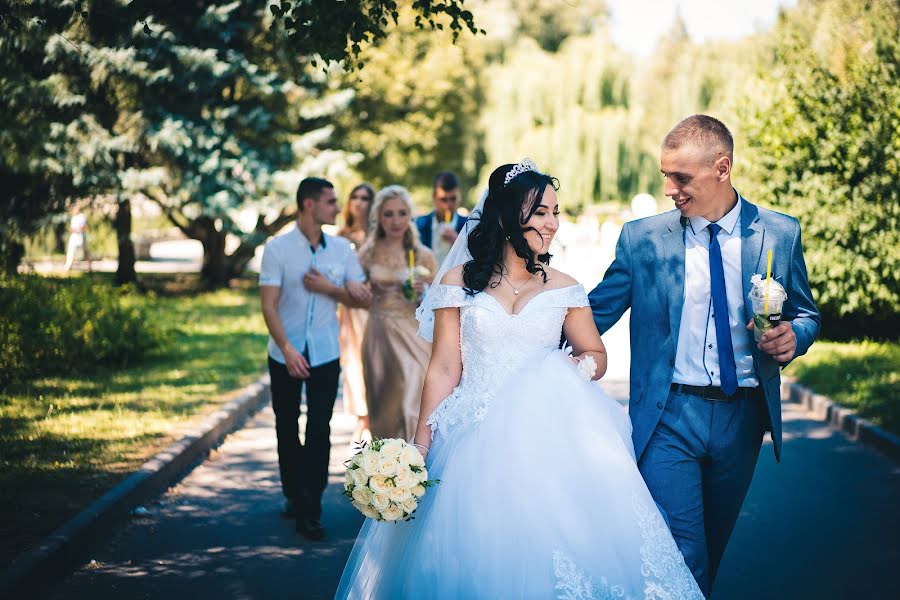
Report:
0,275,169,387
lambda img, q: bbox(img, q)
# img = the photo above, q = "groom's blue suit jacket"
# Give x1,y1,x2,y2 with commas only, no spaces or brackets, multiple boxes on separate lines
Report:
589,197,820,462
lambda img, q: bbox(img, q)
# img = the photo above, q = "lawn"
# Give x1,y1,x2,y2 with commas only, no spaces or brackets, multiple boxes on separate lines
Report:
785,340,900,435
0,275,269,567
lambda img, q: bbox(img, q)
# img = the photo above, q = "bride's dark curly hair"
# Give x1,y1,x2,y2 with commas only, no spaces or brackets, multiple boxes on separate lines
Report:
463,163,559,294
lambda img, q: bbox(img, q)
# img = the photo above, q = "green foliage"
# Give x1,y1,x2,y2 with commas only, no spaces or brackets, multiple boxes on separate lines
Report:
0,275,168,387
786,340,900,434
740,0,900,337
331,10,484,202
267,0,483,69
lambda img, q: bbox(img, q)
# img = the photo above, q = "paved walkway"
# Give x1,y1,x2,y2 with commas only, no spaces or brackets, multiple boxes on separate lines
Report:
47,384,900,599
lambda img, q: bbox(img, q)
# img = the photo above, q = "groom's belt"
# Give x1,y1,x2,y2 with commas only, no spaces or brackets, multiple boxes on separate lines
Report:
670,383,762,401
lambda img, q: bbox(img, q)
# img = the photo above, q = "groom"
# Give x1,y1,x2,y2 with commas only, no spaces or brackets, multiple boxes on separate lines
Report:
589,115,819,596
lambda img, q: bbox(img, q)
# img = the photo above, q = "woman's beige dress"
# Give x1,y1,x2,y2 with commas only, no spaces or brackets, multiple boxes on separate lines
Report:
338,230,369,417
359,241,436,440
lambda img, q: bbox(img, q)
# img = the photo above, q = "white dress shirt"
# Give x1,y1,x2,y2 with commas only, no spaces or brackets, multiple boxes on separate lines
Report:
259,225,366,367
430,212,459,268
673,195,759,388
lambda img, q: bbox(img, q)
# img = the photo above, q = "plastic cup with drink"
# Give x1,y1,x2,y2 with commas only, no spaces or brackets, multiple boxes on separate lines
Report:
749,274,787,342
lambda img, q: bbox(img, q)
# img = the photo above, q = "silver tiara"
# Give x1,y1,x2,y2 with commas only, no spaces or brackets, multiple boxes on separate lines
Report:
504,158,539,186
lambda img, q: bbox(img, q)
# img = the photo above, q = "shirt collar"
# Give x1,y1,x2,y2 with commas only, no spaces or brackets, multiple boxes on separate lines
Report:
294,224,328,249
688,190,742,236
432,211,456,227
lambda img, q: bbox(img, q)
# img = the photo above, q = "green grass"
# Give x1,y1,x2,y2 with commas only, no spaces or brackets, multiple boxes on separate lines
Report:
785,340,900,435
0,275,268,567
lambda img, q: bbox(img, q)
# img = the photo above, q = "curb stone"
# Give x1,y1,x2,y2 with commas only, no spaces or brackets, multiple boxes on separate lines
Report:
0,374,270,597
782,378,900,462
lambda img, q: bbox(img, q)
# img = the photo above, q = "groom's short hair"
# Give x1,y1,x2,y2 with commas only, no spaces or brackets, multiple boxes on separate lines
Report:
663,115,734,161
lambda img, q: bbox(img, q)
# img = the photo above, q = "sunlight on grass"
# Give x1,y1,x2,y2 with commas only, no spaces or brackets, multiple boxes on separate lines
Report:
0,281,269,566
786,340,899,434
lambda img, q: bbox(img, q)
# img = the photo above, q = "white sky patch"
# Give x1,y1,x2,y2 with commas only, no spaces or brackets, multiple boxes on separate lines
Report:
607,0,798,57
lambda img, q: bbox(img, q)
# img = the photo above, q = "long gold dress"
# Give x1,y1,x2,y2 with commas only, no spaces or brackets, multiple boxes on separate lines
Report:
338,229,369,417
359,241,436,440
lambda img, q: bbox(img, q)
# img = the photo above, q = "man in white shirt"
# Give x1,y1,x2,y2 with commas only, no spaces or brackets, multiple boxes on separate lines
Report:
259,177,370,540
64,207,92,272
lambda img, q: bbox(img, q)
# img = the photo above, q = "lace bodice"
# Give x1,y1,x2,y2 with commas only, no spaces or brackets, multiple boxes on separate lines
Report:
426,283,589,434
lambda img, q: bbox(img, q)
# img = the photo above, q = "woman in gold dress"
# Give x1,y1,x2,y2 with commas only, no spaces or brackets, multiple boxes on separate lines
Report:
358,185,436,440
337,184,375,441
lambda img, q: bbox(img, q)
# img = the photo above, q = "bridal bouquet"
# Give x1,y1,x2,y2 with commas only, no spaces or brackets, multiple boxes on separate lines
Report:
343,438,439,522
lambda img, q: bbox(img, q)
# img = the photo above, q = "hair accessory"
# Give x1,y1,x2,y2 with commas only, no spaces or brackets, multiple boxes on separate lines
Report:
503,158,539,186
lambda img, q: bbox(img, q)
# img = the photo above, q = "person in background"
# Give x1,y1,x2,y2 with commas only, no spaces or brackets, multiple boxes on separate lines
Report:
259,177,371,541
64,206,92,272
337,183,375,441
415,171,467,267
360,185,436,441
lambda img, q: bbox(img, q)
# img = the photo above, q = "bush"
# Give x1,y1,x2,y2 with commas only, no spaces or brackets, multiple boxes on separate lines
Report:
0,275,169,387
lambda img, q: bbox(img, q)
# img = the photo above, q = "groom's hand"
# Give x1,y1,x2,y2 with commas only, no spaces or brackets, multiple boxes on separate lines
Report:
282,344,310,379
747,320,796,363
303,267,335,295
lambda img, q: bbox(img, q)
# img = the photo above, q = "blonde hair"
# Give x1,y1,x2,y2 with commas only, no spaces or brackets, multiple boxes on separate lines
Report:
370,185,420,250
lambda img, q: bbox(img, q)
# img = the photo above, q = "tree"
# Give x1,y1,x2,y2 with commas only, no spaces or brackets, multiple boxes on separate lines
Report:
740,0,899,338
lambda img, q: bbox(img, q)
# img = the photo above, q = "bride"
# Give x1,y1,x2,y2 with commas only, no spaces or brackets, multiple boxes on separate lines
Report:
335,160,703,599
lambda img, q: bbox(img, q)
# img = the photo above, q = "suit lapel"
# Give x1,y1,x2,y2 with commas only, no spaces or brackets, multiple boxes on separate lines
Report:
422,212,434,247
663,212,687,341
740,198,765,324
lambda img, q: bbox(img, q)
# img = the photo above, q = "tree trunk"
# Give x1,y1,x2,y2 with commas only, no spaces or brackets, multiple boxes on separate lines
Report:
187,216,230,289
114,196,138,286
0,236,24,276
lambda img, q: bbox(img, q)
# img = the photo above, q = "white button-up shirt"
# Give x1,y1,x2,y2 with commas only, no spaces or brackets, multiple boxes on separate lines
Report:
673,194,759,388
430,212,459,268
259,225,365,367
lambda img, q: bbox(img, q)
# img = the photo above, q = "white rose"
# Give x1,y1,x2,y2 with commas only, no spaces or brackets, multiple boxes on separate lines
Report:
402,497,418,514
371,494,391,511
344,470,354,490
379,439,404,459
351,468,369,486
352,501,380,520
399,445,424,467
377,457,398,477
389,487,412,503
369,475,394,495
360,450,380,476
416,468,429,483
411,484,426,498
393,465,415,489
351,485,373,506
348,452,362,468
381,505,405,521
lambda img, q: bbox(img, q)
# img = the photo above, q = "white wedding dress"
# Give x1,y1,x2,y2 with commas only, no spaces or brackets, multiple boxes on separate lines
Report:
335,283,703,599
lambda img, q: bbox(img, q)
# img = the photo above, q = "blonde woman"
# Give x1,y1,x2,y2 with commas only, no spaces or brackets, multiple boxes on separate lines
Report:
358,185,436,440
337,183,375,441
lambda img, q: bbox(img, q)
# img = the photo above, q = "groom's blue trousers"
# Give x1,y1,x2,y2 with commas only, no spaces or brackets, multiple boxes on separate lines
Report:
638,387,765,597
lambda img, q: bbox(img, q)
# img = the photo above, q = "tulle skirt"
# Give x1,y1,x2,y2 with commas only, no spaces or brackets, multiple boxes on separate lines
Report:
335,349,703,599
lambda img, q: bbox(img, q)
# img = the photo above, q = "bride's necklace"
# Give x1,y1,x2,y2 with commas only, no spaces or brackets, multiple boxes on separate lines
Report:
500,271,536,295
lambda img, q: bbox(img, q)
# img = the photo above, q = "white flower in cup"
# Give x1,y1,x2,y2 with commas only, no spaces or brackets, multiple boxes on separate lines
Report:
351,485,373,506
369,475,395,495
381,505,405,521
371,493,391,512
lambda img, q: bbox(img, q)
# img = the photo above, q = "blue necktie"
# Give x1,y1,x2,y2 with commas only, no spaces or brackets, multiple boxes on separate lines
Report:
707,223,738,396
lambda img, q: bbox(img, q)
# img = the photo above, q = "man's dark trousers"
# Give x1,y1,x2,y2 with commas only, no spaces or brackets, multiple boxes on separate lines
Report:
268,356,341,519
